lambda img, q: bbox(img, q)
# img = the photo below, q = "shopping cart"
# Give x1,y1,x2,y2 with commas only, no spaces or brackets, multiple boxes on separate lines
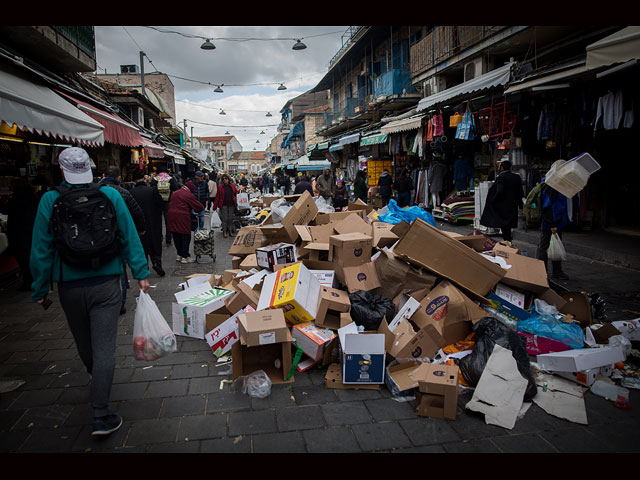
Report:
193,228,216,263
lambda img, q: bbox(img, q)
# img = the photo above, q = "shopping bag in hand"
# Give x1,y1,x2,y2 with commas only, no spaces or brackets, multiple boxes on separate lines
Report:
547,232,567,261
210,210,222,228
133,291,177,361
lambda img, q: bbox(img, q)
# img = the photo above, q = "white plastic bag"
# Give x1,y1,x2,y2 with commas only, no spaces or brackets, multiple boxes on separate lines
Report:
133,291,177,361
231,370,272,398
210,210,222,229
547,232,567,261
314,195,335,213
237,192,250,210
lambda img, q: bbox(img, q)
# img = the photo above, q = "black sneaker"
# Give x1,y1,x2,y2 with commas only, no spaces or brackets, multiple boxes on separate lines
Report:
153,265,166,277
92,411,123,436
551,271,569,281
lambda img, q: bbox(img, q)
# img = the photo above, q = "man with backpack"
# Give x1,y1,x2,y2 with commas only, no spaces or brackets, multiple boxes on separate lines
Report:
29,147,150,437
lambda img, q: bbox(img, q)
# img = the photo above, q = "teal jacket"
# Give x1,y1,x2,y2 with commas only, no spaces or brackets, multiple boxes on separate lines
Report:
30,181,150,301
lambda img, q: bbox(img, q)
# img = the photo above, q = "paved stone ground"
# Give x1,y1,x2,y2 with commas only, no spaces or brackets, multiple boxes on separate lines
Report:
1,212,639,453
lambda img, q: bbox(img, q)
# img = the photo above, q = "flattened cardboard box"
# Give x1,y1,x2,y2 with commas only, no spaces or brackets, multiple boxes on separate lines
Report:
228,226,268,256
393,218,505,300
490,244,549,294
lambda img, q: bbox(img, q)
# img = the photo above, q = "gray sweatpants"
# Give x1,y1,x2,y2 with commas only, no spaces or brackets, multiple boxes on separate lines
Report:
58,276,121,418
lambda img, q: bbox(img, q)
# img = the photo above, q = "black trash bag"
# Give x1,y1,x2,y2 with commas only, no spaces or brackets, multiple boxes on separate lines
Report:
455,317,538,401
348,290,396,331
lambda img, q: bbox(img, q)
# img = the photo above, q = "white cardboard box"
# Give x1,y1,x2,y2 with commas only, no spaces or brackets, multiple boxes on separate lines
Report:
173,283,235,339
536,347,625,373
204,307,254,358
338,323,386,384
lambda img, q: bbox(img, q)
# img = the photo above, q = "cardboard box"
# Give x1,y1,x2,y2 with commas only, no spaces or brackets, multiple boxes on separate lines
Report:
342,262,381,294
385,360,431,397
536,347,626,373
329,232,373,268
371,222,399,249
347,198,374,215
239,253,259,271
494,283,526,309
292,322,337,362
393,219,505,300
590,324,622,344
228,226,269,256
257,262,322,325
225,280,261,313
314,209,366,225
204,306,254,358
310,270,337,288
491,244,549,294
411,281,486,348
324,363,381,390
255,243,297,270
558,291,592,328
555,366,613,387
315,287,351,330
231,338,294,385
371,248,437,300
172,284,235,339
259,190,318,243
237,309,291,347
333,213,373,237
415,363,459,420
295,223,335,250
338,323,386,384
231,256,243,269
484,293,532,323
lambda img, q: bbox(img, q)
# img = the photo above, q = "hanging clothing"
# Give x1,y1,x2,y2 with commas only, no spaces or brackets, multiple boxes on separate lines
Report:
433,114,444,137
594,90,624,131
537,103,556,141
428,162,447,194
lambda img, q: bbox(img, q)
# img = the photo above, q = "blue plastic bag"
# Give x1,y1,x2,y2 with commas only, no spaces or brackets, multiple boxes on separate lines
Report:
516,314,584,349
377,199,437,228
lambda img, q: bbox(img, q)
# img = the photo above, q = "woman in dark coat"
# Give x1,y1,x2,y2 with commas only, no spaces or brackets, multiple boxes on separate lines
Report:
130,172,165,276
480,160,524,242
213,174,238,238
332,180,349,211
168,182,204,263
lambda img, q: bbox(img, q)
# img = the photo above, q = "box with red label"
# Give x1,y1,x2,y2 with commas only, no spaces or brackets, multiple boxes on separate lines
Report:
292,321,337,362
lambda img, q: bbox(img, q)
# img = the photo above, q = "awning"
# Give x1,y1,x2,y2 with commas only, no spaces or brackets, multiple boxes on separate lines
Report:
586,26,640,70
58,91,144,148
359,133,388,146
280,120,305,148
381,115,425,135
504,64,589,95
338,133,360,145
329,143,344,152
141,139,166,158
417,62,514,112
294,154,331,172
0,68,104,146
164,149,185,165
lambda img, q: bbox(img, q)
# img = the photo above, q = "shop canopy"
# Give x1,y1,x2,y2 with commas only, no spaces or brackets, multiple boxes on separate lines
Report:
57,91,144,148
280,120,305,148
294,154,330,172
338,132,360,146
360,132,388,146
503,62,589,95
141,138,166,158
417,62,514,113
0,68,104,146
586,26,640,70
164,149,185,165
380,115,426,135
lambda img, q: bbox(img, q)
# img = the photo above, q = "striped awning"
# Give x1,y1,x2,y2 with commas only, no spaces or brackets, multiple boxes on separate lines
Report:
380,115,425,135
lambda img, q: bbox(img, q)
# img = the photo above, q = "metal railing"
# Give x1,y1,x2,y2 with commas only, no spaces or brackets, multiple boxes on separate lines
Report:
52,26,96,59
328,26,364,69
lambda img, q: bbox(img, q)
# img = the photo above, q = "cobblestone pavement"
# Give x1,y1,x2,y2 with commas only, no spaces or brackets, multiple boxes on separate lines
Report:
1,212,639,453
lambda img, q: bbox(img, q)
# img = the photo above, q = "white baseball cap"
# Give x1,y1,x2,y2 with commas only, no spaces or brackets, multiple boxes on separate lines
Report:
58,147,94,184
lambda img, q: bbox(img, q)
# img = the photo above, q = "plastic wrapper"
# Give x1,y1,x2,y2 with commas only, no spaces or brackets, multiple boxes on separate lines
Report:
348,290,396,331
608,334,632,359
377,199,437,227
314,195,335,213
231,370,272,398
517,314,585,350
133,292,177,361
456,317,538,401
270,198,292,223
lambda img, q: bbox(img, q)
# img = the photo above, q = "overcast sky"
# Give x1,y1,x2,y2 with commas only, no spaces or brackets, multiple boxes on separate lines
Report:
94,26,349,151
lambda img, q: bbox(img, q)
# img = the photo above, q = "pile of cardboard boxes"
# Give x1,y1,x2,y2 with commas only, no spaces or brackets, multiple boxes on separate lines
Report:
169,190,634,421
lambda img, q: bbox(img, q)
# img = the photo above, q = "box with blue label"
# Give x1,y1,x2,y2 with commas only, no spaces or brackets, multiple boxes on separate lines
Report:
484,292,532,323
338,323,386,384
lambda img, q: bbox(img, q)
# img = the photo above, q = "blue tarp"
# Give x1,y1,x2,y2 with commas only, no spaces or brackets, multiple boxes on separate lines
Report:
280,121,305,148
377,199,437,227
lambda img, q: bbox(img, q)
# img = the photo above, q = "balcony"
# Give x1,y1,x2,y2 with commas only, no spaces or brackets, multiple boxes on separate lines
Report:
410,26,506,77
373,69,418,98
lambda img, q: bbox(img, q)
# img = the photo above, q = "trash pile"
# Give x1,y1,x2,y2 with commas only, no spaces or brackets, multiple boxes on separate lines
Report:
165,190,639,426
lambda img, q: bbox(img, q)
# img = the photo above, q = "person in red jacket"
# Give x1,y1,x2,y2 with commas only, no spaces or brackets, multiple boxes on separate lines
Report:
168,182,204,263
213,173,238,238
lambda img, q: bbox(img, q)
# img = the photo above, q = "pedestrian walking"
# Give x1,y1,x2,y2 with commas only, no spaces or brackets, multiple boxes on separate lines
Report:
99,166,147,315
353,170,368,203
377,169,393,207
188,171,209,230
130,171,166,277
213,173,238,238
393,168,414,208
480,159,524,243
29,147,150,436
168,182,204,264
155,170,173,246
316,168,335,201
207,174,218,212
536,160,570,280
293,175,314,196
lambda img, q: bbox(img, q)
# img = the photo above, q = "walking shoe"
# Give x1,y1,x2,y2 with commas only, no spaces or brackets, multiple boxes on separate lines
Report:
92,411,123,436
176,256,183,262
181,257,195,264
153,265,166,277
119,306,126,315
551,271,569,281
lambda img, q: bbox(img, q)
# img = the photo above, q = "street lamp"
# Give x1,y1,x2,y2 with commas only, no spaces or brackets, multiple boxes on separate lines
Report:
292,39,306,50
201,39,216,50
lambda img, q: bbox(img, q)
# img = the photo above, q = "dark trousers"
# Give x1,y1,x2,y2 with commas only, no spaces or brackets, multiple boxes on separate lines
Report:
501,226,513,242
381,195,391,207
397,191,411,208
172,232,192,258
536,229,563,273
162,202,170,243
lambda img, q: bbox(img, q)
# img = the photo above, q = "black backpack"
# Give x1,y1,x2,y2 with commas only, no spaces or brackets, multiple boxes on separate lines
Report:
49,184,122,269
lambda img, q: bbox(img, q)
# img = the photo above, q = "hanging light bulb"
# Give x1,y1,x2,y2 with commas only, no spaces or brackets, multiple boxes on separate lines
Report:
277,83,287,91
219,109,226,115
201,39,216,50
256,139,260,143
266,112,272,117
292,39,306,50
214,84,224,93
225,131,230,135
260,130,265,134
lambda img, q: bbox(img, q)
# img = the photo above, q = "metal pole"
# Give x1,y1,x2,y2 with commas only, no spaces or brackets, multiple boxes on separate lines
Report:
140,51,145,97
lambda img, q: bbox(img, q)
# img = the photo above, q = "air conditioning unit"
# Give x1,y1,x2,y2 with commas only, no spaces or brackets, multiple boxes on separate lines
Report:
463,58,493,82
131,106,144,126
423,76,446,97
120,65,139,74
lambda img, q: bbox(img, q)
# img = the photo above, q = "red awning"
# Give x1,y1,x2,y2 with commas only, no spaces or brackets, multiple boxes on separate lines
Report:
141,138,165,158
56,91,144,148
